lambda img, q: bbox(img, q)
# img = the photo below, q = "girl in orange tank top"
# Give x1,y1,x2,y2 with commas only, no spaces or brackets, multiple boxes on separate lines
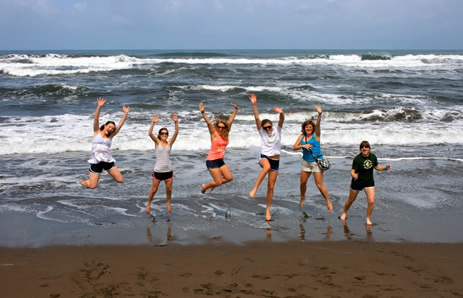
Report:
199,102,238,194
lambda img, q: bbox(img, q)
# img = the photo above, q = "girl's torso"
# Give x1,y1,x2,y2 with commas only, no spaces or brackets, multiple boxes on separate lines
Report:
301,134,322,162
207,133,229,160
259,126,282,157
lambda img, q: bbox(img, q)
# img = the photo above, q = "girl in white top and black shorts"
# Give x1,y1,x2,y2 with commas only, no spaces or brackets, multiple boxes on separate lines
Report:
248,93,285,221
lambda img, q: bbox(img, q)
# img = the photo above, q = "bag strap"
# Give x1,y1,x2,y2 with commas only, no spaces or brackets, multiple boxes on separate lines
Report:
308,149,320,161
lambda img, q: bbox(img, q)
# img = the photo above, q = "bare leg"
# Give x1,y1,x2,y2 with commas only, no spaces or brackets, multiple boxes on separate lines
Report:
339,188,359,221
201,165,233,193
108,166,124,183
299,171,311,207
80,172,100,189
146,179,161,214
364,187,376,225
249,159,271,198
265,170,278,221
165,179,173,213
313,171,333,212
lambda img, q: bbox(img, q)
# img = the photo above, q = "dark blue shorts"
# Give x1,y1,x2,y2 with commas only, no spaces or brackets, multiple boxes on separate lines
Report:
89,161,115,174
260,154,279,171
206,159,225,169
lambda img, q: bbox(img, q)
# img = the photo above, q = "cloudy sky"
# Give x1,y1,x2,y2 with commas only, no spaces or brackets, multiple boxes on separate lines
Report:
1,0,462,50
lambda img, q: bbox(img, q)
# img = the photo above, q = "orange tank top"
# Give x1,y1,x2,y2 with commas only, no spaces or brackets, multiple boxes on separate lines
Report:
206,133,229,160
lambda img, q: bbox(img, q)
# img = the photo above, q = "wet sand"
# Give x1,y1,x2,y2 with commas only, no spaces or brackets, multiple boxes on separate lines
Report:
1,241,462,297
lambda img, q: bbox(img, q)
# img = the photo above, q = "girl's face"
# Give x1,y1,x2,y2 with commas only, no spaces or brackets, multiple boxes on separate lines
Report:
304,124,314,134
262,123,273,133
216,123,227,135
360,143,370,156
159,130,169,140
103,123,115,136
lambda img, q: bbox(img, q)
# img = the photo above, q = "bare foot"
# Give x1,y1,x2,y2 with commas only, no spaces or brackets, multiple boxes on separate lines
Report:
201,184,207,194
265,209,271,221
326,198,333,213
366,218,374,226
80,179,87,188
339,213,347,221
299,196,305,207
146,205,151,214
208,186,215,194
249,189,256,198
166,202,171,214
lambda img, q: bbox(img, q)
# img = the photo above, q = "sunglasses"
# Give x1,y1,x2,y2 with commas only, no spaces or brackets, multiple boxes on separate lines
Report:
360,145,370,149
263,125,272,130
217,125,227,129
160,132,169,135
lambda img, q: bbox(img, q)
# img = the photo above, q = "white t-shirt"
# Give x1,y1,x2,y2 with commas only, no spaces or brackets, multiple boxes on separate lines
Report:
259,125,282,156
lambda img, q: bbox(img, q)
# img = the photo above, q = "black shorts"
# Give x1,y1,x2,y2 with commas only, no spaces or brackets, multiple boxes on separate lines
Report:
351,179,375,191
89,161,115,174
152,171,174,181
206,159,225,169
260,154,280,171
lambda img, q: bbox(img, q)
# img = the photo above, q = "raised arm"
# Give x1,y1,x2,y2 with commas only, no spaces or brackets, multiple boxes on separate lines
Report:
314,105,322,138
249,93,261,130
226,102,239,130
111,105,130,138
274,106,285,128
169,113,179,146
93,97,106,134
148,115,160,145
199,102,216,139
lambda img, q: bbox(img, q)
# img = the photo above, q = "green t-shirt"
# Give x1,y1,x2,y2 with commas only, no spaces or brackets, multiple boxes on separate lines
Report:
351,153,378,185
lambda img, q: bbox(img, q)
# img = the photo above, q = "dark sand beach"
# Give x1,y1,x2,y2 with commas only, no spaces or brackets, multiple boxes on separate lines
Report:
1,241,462,297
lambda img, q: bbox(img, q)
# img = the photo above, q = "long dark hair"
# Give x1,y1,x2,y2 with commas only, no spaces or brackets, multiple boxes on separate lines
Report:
100,121,116,131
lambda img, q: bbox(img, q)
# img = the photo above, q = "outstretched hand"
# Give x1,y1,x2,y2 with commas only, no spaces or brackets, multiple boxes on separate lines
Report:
314,105,322,114
152,114,160,123
199,102,205,113
249,93,257,105
122,105,130,114
97,97,106,107
274,106,283,114
231,102,239,109
171,113,178,122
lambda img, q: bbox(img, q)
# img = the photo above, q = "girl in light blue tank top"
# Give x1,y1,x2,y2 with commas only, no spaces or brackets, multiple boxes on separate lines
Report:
301,134,323,162
292,105,332,213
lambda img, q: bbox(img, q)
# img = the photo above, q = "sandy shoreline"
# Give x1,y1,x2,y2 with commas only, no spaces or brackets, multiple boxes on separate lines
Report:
1,241,462,297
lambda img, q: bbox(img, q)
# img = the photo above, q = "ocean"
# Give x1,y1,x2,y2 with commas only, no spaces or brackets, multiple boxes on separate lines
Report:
1,49,462,247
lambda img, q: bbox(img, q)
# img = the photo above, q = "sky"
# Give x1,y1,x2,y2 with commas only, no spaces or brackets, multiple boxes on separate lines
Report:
1,0,462,50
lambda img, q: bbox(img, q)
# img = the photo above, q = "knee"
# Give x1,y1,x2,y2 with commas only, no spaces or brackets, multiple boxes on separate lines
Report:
166,186,172,193
226,176,233,183
268,184,275,192
115,177,124,183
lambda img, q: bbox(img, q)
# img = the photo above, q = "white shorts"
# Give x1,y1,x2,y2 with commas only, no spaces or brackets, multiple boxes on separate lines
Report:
301,160,321,173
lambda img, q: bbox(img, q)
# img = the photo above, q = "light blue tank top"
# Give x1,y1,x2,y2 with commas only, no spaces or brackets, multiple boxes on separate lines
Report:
301,134,323,162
